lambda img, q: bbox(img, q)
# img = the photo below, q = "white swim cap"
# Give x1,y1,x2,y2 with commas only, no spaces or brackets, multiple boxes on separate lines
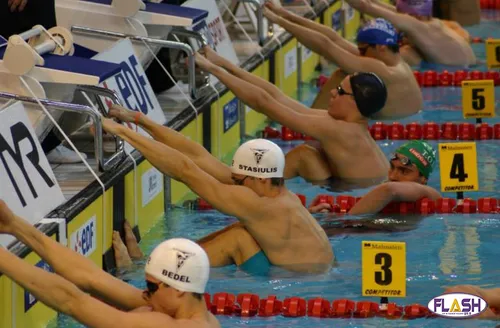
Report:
231,139,285,179
144,238,209,294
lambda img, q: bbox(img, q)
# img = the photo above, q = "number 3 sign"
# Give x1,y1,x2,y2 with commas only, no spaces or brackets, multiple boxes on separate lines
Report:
361,241,406,298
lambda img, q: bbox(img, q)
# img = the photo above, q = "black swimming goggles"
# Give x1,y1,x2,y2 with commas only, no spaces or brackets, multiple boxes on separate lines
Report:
337,85,354,97
145,280,167,295
390,153,412,166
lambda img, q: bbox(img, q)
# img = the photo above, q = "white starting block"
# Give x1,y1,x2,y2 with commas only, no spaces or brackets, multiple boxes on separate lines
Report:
0,26,127,172
55,0,212,99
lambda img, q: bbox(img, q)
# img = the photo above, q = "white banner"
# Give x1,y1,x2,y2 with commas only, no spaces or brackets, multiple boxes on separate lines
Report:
93,39,167,154
0,102,65,247
183,0,239,85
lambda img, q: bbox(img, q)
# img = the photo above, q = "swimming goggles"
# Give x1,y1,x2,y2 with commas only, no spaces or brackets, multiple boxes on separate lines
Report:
390,153,412,166
232,176,248,185
145,280,163,295
337,85,354,97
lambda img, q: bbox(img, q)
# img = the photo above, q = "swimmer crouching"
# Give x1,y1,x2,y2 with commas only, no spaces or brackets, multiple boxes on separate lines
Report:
263,3,422,119
310,140,441,215
0,201,220,328
195,47,390,187
345,0,476,66
101,109,333,275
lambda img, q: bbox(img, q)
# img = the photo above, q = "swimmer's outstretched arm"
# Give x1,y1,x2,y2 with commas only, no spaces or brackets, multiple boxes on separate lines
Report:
108,105,232,184
0,201,146,311
348,182,441,215
200,46,323,116
195,53,331,140
0,246,175,328
263,7,389,76
368,0,396,12
102,119,270,221
264,2,359,55
345,0,428,34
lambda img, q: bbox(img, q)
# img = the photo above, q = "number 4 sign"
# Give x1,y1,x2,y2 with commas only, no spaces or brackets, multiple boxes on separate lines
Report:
361,241,406,298
461,80,495,119
438,142,479,193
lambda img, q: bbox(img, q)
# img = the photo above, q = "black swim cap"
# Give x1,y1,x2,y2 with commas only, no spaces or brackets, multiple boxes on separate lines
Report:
349,72,388,117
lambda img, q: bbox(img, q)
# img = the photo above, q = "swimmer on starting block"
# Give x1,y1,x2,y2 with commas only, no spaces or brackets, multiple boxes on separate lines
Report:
195,47,389,188
0,201,220,328
103,106,333,275
345,0,476,67
310,140,441,232
263,2,422,119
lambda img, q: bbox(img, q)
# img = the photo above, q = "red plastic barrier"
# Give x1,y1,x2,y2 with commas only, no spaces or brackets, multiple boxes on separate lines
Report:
387,122,406,140
378,303,403,319
331,299,356,318
485,71,500,85
478,198,498,213
438,71,453,86
282,297,307,317
423,71,438,87
495,124,500,139
422,122,439,140
311,195,336,212
317,74,329,88
436,198,457,214
455,198,477,214
403,304,431,319
370,122,388,140
454,70,467,86
476,123,493,140
281,126,295,141
234,294,259,317
441,123,458,140
406,122,422,140
258,296,282,317
307,298,331,318
416,198,436,215
262,126,280,139
296,193,307,207
211,293,236,315
353,301,379,318
413,71,423,86
458,123,475,140
336,195,356,214
196,198,213,210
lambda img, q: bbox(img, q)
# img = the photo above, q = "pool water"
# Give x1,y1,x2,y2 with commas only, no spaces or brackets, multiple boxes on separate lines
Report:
57,10,500,328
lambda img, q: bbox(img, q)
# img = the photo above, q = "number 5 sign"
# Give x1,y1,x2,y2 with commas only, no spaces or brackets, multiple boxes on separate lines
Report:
438,142,479,193
361,241,406,298
461,80,495,119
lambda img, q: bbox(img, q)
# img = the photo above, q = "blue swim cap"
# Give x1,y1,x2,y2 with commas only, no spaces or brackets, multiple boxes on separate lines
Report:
356,18,398,46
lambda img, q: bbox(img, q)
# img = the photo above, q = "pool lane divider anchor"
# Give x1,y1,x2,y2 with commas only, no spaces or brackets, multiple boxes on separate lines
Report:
203,293,435,319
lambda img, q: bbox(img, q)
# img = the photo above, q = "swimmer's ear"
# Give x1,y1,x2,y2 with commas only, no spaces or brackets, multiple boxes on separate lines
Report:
419,176,428,185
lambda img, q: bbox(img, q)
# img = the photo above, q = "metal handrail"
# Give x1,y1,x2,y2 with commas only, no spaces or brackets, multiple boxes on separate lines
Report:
235,0,265,46
0,91,124,172
71,25,201,99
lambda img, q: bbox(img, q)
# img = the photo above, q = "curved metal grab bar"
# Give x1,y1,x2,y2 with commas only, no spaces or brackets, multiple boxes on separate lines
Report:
71,25,200,99
0,91,124,172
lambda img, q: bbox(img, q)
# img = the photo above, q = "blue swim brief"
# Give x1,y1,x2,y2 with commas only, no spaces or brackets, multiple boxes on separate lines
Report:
239,251,272,275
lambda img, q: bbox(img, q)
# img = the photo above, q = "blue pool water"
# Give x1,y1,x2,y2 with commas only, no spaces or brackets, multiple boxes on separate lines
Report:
57,10,500,328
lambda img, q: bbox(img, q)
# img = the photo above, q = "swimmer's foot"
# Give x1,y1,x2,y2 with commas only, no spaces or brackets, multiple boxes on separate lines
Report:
124,221,144,259
113,231,133,268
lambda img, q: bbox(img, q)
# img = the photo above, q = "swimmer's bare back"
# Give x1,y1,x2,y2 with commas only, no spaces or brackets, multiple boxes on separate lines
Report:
319,118,389,181
130,306,220,328
403,18,476,66
371,59,422,119
243,189,333,273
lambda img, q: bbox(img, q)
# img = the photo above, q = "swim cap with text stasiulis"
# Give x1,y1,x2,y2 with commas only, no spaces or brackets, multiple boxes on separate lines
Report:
145,238,209,294
396,0,433,17
231,139,285,179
